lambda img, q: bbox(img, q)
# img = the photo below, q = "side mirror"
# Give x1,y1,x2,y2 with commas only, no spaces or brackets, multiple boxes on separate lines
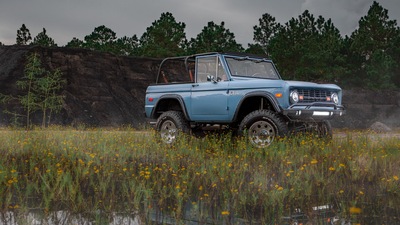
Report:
207,75,217,83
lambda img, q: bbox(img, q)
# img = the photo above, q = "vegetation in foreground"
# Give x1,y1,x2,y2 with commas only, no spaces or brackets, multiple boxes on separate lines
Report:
0,127,399,224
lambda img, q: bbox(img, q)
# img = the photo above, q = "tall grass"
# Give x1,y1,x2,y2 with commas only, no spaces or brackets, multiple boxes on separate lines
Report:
0,127,399,224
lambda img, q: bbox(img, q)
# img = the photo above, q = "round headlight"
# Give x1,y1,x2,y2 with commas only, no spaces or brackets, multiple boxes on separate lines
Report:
290,90,299,104
331,93,339,104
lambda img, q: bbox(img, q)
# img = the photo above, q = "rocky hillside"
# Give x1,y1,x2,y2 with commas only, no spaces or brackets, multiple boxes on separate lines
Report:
0,45,399,129
0,45,160,127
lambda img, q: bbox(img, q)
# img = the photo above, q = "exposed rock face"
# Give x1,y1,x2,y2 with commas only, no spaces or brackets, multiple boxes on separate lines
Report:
0,45,399,129
0,45,160,127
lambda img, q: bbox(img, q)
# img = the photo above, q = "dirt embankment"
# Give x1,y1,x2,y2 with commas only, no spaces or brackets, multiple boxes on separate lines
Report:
0,45,399,129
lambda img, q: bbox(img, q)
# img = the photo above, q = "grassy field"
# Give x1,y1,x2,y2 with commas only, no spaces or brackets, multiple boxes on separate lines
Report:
0,127,399,224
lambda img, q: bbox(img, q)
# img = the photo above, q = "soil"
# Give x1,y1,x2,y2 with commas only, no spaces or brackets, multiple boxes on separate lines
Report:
1,45,399,129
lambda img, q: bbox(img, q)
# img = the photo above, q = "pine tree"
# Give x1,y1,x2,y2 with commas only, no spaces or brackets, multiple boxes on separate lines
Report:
187,21,243,54
139,12,187,57
66,37,84,48
348,1,400,89
83,25,117,52
32,28,57,47
16,24,32,45
253,13,282,56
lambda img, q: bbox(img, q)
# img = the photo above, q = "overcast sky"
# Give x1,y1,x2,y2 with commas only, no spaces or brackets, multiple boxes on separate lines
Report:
1,0,399,47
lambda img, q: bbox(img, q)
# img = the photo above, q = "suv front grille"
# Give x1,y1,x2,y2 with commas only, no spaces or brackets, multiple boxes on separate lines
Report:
298,89,331,103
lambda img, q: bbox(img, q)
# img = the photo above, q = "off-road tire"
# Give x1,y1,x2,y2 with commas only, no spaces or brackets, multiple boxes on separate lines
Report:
289,121,333,140
156,111,190,144
238,110,288,148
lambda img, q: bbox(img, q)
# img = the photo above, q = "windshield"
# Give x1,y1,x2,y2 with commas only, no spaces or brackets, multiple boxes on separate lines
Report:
225,57,280,79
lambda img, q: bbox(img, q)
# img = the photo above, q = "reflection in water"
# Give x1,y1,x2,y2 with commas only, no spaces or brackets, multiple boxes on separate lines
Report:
1,202,398,225
0,203,340,225
0,211,141,225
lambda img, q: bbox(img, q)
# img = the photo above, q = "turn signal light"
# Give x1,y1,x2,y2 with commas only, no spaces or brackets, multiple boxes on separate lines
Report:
275,93,283,98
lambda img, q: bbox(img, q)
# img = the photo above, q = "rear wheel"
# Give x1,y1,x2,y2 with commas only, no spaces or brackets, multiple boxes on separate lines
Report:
314,121,333,139
289,121,333,139
156,111,190,144
238,110,288,148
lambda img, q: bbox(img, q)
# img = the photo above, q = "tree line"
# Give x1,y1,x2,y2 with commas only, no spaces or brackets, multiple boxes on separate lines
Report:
5,1,400,89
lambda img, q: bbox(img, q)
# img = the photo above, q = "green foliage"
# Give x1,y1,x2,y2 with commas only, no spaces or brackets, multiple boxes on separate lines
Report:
346,1,400,89
253,13,282,56
245,43,266,56
32,28,57,47
266,10,345,82
138,12,187,58
83,25,118,52
0,129,399,223
17,52,44,127
36,68,66,127
66,37,84,48
1,52,66,128
113,35,139,56
10,1,400,90
389,34,400,87
66,26,139,56
350,1,397,57
187,21,244,54
365,51,397,89
16,24,32,45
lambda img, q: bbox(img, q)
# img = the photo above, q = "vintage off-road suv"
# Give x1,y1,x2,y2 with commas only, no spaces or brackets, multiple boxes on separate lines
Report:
145,52,344,147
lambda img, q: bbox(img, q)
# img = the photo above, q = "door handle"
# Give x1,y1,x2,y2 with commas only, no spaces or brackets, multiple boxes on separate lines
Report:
192,84,199,87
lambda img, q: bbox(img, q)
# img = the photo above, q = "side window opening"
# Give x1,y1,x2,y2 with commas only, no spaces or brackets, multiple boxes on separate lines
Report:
196,56,227,83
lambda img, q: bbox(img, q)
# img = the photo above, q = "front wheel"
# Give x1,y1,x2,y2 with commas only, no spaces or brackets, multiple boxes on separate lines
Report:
238,110,288,148
156,111,190,144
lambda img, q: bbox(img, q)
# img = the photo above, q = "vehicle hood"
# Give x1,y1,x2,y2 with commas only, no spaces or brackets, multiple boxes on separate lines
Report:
230,77,341,91
284,80,341,90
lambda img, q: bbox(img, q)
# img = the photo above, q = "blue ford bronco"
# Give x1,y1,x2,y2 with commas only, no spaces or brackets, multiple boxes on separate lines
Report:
145,52,345,148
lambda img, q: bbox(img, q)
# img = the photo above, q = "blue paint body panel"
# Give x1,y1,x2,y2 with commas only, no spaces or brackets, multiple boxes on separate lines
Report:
145,53,345,123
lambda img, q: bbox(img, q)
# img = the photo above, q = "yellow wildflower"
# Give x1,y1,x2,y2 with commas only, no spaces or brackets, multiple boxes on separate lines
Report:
349,207,362,214
221,211,230,215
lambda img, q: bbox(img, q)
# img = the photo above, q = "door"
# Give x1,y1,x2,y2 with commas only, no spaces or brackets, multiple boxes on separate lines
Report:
190,55,230,121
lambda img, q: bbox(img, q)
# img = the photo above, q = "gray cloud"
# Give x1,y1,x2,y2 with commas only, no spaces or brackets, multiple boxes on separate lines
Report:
301,0,374,35
0,0,398,46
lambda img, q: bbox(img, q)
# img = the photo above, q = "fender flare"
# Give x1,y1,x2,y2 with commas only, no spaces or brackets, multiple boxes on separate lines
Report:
151,94,190,120
233,91,282,121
